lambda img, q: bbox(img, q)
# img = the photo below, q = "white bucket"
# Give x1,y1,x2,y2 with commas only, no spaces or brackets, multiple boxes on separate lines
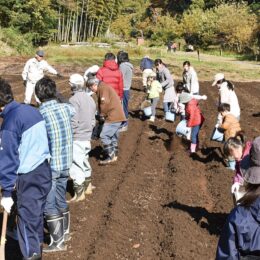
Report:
211,127,224,142
143,106,152,117
176,120,191,138
165,111,175,122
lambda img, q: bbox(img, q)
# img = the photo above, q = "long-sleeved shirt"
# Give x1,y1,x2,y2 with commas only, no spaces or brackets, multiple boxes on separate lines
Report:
183,66,200,94
69,91,96,141
22,57,57,84
39,100,75,171
0,101,50,197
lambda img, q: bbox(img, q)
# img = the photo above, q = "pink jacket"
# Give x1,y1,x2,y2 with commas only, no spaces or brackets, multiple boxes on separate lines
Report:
233,141,252,184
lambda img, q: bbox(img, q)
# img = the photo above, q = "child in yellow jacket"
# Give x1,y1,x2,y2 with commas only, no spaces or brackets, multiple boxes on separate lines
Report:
146,71,162,122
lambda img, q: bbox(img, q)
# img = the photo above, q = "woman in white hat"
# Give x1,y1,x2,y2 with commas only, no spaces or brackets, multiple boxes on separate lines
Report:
216,136,260,259
212,73,240,125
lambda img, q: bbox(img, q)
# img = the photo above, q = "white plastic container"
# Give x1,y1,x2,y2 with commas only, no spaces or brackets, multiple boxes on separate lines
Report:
143,106,152,117
211,127,224,142
176,120,191,139
165,111,175,122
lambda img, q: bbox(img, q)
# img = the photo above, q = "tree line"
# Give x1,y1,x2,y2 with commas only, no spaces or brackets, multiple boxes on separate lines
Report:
0,0,259,55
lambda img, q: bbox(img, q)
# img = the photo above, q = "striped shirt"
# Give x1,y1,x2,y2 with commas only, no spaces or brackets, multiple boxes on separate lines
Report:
39,100,75,171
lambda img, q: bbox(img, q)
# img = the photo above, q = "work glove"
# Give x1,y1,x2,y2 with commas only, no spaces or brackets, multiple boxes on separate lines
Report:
1,197,14,213
215,123,219,128
23,80,27,87
201,95,207,100
231,182,240,194
56,73,63,78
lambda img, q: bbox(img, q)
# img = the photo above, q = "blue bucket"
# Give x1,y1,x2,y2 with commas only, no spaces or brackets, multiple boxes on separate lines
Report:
165,111,175,122
143,106,152,117
176,120,191,138
211,127,224,142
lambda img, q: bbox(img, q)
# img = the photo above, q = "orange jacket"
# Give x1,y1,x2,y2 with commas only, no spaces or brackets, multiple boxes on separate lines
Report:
220,113,241,140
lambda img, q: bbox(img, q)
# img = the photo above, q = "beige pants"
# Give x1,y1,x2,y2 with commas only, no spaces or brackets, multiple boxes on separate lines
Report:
142,69,154,87
24,81,40,104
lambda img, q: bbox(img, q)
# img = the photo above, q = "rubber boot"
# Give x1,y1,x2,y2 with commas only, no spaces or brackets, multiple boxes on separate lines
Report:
68,182,85,203
43,214,66,253
190,143,197,153
23,253,42,260
99,144,116,165
61,208,70,242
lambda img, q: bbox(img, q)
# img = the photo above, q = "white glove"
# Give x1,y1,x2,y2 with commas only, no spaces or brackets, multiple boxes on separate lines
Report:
231,182,240,194
201,95,207,100
215,123,219,128
1,197,14,213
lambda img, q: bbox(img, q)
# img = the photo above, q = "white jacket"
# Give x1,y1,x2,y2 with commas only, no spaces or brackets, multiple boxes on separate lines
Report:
219,81,240,118
22,58,57,84
183,66,199,94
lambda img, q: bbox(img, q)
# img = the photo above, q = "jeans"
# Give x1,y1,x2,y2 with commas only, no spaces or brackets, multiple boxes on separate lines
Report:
123,90,130,119
150,97,159,116
17,160,51,258
69,140,91,185
44,169,69,216
191,125,201,144
163,102,172,113
100,122,122,147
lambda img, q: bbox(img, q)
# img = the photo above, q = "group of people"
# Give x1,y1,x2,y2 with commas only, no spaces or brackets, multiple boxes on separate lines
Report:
0,49,259,260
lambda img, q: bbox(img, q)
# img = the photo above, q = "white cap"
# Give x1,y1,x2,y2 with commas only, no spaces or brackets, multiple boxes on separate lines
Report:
212,73,225,86
69,74,84,86
84,65,100,81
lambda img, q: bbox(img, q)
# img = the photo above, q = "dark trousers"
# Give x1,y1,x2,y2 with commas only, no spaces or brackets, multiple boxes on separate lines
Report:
17,160,51,258
123,90,130,119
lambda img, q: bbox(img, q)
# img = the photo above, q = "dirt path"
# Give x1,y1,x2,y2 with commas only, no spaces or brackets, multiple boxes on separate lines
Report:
1,68,260,260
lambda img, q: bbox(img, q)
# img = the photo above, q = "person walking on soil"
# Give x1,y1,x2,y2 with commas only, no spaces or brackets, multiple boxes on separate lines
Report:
22,50,61,104
140,55,154,91
87,76,126,165
68,74,96,202
216,136,260,259
117,51,133,131
224,133,252,203
35,77,75,253
97,52,124,100
0,78,51,260
154,59,176,119
146,71,162,122
182,61,200,95
179,92,205,153
212,73,240,125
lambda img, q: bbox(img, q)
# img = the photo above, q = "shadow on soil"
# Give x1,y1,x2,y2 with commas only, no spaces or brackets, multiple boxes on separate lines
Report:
163,201,228,236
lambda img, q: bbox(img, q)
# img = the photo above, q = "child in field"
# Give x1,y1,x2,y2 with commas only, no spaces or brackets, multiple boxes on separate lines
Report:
179,92,204,153
216,136,260,259
146,71,162,122
224,134,252,202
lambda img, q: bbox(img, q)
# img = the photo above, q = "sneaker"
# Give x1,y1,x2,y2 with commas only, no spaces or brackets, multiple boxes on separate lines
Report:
149,116,155,122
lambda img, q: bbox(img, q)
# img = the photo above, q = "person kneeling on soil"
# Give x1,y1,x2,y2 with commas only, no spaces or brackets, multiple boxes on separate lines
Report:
223,133,252,203
68,74,97,202
216,136,260,259
35,77,75,252
86,76,126,165
179,92,204,154
146,71,162,122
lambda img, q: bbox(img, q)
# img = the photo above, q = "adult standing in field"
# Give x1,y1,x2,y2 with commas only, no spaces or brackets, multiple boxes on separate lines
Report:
35,77,75,253
117,51,133,131
182,61,200,94
87,76,126,165
22,50,61,104
68,74,96,202
154,59,176,119
212,73,240,125
96,52,124,100
0,78,51,260
140,55,154,91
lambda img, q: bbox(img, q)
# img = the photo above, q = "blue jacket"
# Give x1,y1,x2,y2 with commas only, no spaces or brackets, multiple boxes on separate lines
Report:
140,57,153,71
216,197,260,259
0,101,50,197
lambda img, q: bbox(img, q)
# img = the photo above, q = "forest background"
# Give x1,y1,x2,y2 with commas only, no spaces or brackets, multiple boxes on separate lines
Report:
0,0,259,59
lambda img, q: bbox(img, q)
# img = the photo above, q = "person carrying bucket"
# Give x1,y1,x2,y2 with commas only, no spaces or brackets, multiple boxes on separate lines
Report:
179,92,205,154
146,71,162,122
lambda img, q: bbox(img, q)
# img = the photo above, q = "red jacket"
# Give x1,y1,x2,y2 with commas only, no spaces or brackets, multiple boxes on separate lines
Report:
96,60,124,99
185,99,204,127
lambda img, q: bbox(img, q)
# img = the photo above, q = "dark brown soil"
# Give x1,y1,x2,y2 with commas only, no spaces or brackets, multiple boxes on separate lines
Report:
0,60,259,260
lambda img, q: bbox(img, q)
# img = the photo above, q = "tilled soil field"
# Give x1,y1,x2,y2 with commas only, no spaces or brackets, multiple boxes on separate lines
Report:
1,60,260,260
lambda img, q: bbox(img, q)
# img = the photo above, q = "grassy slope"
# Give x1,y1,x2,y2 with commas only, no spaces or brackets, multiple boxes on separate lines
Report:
43,45,260,82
